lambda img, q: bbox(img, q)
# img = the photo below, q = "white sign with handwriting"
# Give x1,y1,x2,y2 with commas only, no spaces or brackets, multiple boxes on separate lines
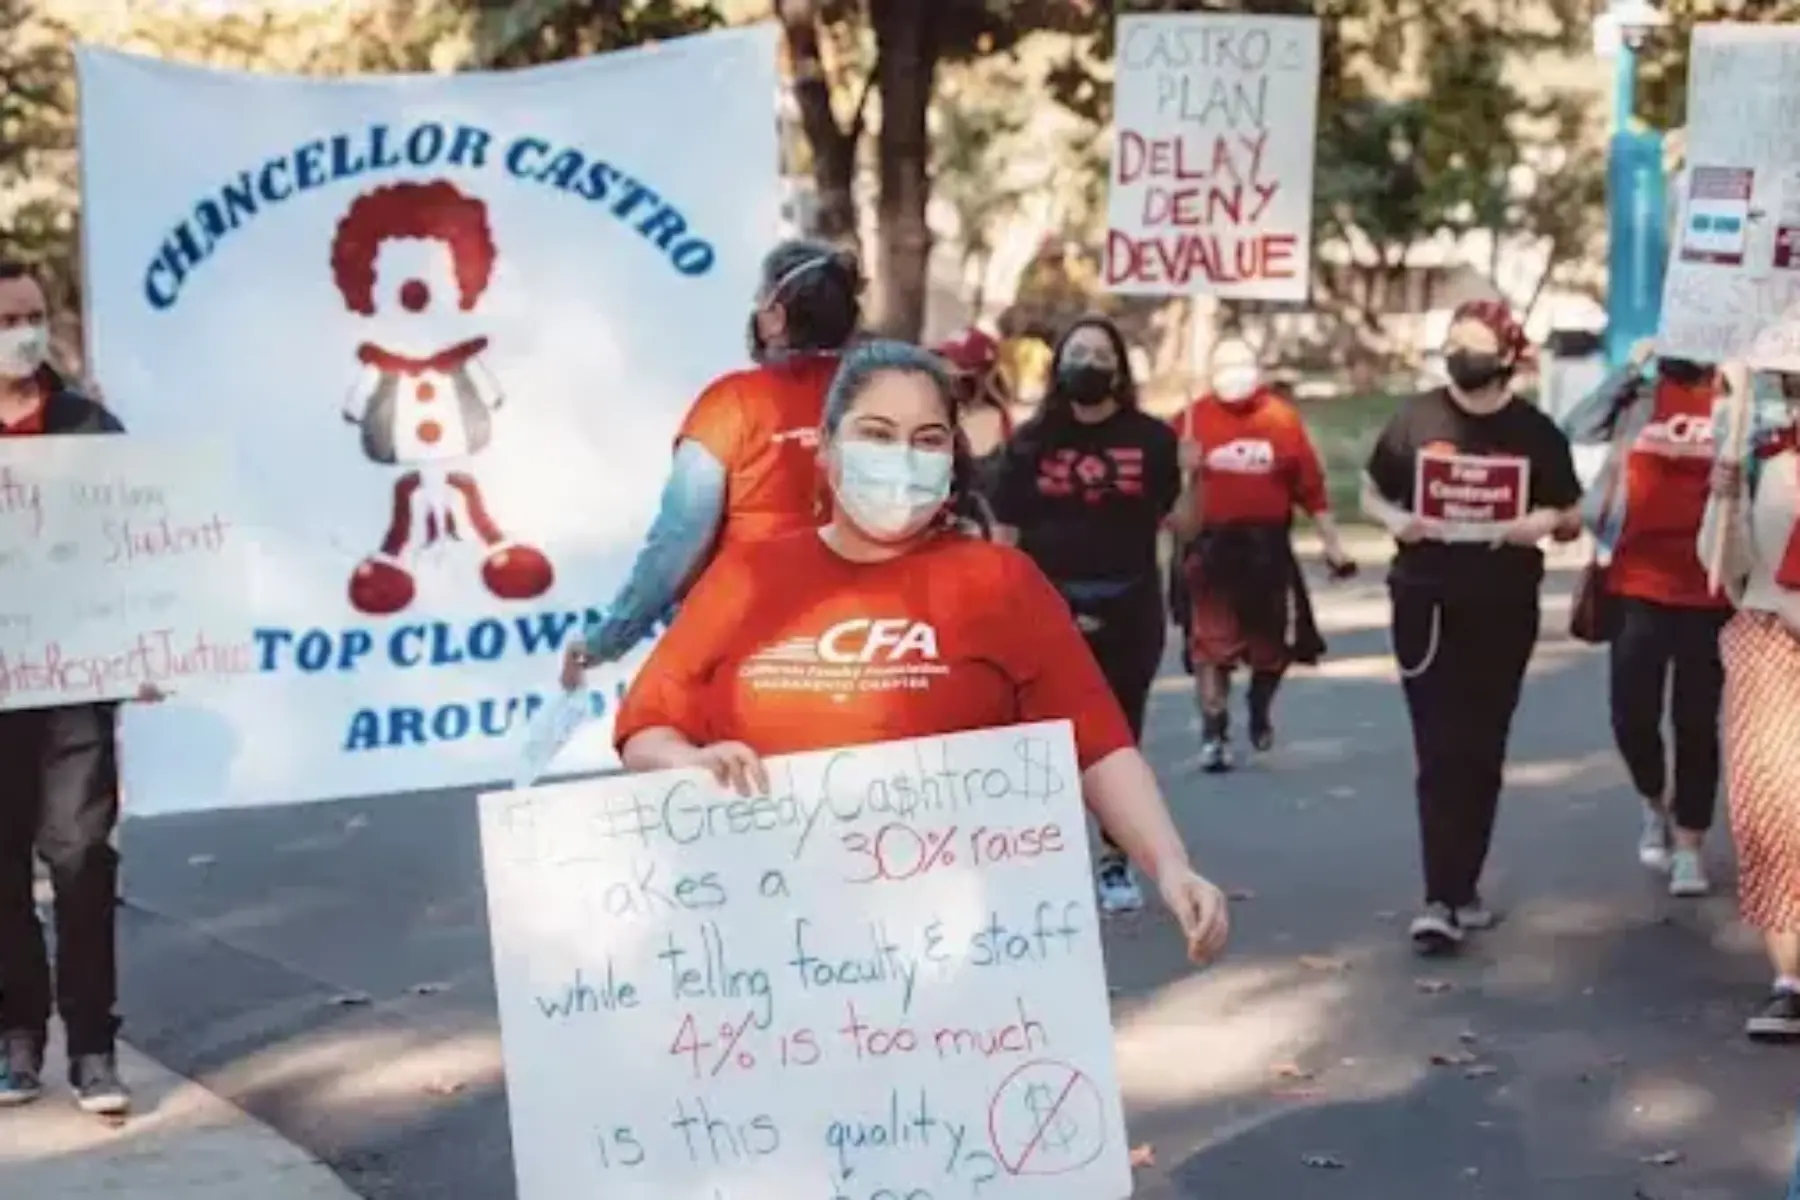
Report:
479,721,1131,1200
0,435,251,710
1659,25,1800,369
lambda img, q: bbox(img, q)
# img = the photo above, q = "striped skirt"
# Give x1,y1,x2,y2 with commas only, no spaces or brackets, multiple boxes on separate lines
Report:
1722,610,1800,933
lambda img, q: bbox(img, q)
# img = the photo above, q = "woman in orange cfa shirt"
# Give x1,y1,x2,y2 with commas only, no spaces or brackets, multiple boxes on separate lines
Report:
613,339,1231,962
1172,336,1356,772
1565,338,1731,898
563,239,863,687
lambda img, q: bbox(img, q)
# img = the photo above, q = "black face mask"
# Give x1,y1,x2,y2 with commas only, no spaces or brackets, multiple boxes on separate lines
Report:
1659,359,1711,386
1058,362,1116,406
1445,350,1509,393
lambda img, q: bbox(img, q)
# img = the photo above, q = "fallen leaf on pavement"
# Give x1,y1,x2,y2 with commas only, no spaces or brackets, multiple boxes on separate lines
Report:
1301,1153,1347,1170
1430,1050,1478,1067
1463,1064,1499,1079
1129,1144,1156,1168
329,992,372,1007
1640,1150,1684,1167
1272,1062,1315,1080
1415,978,1455,994
1298,955,1350,972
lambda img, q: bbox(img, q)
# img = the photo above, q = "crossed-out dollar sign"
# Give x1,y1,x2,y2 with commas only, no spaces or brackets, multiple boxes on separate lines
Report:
1023,1083,1079,1152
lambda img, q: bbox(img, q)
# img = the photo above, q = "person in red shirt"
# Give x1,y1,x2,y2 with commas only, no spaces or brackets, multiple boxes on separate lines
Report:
1170,336,1356,772
562,240,862,688
614,338,1230,963
1564,337,1731,897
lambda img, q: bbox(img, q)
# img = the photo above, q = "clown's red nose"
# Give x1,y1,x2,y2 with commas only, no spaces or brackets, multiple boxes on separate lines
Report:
400,279,430,312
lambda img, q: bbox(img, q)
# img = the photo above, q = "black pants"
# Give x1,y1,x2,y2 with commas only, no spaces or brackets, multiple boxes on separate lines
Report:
1073,580,1165,862
1609,597,1728,833
0,705,122,1054
1391,586,1539,909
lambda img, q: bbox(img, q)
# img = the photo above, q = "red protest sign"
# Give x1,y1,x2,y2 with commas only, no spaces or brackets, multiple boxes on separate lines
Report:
1414,450,1529,541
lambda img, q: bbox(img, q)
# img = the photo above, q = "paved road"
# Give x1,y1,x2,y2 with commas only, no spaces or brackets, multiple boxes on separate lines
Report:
99,546,1800,1199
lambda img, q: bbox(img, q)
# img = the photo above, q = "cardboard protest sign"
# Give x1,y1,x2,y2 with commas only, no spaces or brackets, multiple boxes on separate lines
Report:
479,721,1132,1200
1414,451,1529,542
0,435,248,710
78,27,781,813
1658,25,1800,370
1105,12,1320,301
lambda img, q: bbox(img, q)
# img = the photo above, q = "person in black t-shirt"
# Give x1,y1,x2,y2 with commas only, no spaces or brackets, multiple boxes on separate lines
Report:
994,315,1186,917
1362,298,1583,956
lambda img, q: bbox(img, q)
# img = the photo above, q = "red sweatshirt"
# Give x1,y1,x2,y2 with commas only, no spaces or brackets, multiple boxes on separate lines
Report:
1609,378,1728,609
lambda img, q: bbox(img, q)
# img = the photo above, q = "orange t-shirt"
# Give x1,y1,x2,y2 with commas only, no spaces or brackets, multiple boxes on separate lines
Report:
613,530,1135,769
1609,377,1728,609
1173,391,1328,526
677,354,839,550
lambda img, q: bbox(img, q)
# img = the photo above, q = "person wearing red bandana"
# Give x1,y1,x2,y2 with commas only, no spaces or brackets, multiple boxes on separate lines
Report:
1699,364,1800,1041
1169,336,1356,772
933,326,1015,501
1362,299,1583,956
1563,337,1730,897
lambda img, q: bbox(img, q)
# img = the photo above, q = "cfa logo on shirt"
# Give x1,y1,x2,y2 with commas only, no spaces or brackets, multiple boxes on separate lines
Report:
752,618,941,664
1205,438,1276,473
1637,413,1713,458
771,426,822,449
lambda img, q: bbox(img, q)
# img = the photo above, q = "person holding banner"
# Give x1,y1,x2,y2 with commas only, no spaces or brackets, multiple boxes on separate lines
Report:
1361,299,1583,955
612,338,1230,961
990,316,1183,916
1170,337,1354,772
1562,338,1729,896
1698,366,1800,1040
0,261,133,1115
560,239,863,688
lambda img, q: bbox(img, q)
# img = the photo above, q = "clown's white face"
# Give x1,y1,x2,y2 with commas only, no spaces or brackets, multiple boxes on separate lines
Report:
367,237,479,356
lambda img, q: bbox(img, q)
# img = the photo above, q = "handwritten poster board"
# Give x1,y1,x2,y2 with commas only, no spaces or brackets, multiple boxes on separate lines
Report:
479,721,1132,1200
1105,12,1320,301
0,435,250,710
1413,451,1529,542
1658,25,1800,370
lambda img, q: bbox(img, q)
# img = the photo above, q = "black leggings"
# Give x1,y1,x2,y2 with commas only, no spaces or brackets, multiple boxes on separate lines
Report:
1074,581,1165,861
1392,586,1539,909
1608,597,1728,833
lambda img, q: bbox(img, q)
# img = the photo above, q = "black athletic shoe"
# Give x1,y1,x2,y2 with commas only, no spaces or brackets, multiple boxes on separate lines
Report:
70,1051,130,1116
1746,989,1800,1042
0,1030,44,1107
1249,721,1274,753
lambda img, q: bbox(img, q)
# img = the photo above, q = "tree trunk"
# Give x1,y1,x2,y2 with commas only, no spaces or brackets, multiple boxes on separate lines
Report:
869,0,938,341
777,0,859,243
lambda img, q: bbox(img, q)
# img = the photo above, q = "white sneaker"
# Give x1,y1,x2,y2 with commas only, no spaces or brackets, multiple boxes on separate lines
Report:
1637,807,1671,872
1668,849,1710,897
1097,861,1145,914
1409,903,1464,955
1455,900,1498,931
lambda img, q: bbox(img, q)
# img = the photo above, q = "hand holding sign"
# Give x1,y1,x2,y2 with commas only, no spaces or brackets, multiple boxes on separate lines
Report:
1414,451,1531,543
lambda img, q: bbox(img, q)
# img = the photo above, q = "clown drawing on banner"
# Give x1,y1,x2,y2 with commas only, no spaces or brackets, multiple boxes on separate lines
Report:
331,179,555,617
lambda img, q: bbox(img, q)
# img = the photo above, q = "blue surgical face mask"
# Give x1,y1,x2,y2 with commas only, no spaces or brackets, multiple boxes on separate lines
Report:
831,440,953,542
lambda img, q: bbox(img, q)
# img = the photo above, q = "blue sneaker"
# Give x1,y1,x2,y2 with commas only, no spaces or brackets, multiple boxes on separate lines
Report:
0,1031,44,1106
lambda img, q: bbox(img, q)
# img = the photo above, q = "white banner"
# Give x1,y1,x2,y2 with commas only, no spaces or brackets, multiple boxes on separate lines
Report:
1105,13,1320,301
1658,25,1800,370
0,435,248,710
78,26,782,813
480,722,1131,1200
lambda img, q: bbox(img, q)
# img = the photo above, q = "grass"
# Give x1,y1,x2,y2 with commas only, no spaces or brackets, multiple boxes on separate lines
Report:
1296,391,1400,520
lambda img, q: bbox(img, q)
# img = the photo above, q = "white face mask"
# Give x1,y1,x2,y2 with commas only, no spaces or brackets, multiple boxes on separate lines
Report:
831,440,953,542
1213,365,1261,404
0,325,48,381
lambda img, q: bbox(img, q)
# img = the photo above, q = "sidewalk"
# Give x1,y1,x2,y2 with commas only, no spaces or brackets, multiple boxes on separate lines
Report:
0,1027,359,1199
